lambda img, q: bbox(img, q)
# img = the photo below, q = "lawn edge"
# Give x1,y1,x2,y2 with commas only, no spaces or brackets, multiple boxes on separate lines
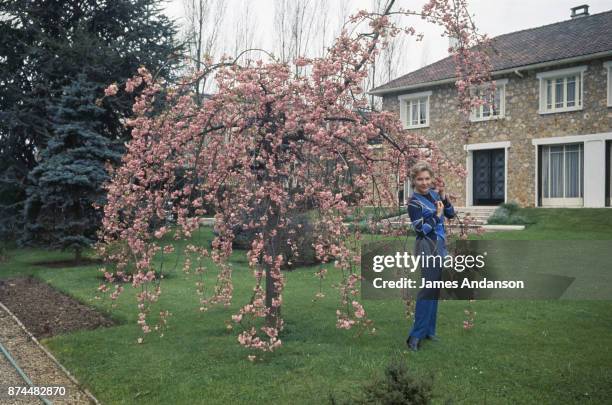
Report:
0,300,102,405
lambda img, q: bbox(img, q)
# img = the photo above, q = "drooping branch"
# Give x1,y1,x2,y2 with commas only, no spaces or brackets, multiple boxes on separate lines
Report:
96,0,492,359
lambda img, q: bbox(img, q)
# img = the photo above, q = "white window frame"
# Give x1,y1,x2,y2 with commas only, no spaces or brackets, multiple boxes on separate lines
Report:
533,132,612,208
540,143,584,207
605,61,612,108
398,90,432,129
469,79,508,122
537,65,586,114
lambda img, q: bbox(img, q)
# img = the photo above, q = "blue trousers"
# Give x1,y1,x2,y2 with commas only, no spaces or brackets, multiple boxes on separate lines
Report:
409,238,447,339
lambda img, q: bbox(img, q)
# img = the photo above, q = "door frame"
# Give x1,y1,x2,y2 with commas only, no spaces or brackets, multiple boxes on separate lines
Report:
464,141,510,207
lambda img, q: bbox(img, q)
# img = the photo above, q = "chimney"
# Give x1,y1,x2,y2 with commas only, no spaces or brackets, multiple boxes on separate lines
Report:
570,5,589,18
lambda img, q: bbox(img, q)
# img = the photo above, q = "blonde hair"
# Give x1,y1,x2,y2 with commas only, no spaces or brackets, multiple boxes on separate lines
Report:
409,161,434,185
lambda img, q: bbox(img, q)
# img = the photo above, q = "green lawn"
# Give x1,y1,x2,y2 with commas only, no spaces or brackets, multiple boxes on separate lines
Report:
1,208,611,404
472,207,612,240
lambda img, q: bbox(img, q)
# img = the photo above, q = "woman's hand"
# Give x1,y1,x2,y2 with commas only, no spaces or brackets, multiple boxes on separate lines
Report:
437,187,446,201
436,201,444,217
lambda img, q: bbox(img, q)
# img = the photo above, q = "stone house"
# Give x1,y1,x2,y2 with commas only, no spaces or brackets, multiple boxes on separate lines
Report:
371,5,612,208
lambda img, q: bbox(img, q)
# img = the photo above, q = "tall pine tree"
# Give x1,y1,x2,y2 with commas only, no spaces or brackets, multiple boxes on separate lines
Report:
0,0,183,240
22,73,122,260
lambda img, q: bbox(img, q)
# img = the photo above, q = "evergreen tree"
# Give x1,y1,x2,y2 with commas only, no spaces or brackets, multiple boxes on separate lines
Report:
22,73,122,260
0,0,183,240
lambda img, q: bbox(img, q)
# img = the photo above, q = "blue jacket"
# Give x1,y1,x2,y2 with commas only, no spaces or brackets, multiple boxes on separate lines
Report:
407,188,455,241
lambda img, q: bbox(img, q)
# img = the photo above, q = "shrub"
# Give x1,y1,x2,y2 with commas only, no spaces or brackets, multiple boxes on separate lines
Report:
500,201,520,215
330,357,433,404
345,207,404,223
346,219,371,234
487,202,532,225
221,211,320,269
345,207,406,235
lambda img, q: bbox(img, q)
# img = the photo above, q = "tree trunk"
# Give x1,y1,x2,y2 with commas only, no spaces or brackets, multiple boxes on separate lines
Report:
264,260,281,328
264,206,282,329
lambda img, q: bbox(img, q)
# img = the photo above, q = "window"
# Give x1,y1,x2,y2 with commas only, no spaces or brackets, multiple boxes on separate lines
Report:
537,66,586,114
541,143,583,207
470,79,507,122
605,61,612,107
398,91,431,129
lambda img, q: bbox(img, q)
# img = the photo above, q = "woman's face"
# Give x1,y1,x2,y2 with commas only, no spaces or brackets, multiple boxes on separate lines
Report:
413,170,432,194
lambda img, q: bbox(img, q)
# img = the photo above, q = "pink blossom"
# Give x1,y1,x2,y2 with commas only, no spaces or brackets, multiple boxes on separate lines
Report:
95,0,487,356
104,83,118,96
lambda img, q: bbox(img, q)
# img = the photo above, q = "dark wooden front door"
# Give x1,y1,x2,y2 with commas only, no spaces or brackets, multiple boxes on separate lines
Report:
473,149,505,205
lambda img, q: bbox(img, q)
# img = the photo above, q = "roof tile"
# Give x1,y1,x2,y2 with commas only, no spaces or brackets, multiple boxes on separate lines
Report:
372,9,612,93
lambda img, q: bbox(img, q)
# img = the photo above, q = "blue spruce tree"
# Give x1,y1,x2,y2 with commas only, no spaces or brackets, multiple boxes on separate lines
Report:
23,73,122,261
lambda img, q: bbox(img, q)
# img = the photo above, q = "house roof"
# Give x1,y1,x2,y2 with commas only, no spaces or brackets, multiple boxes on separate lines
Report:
371,9,612,94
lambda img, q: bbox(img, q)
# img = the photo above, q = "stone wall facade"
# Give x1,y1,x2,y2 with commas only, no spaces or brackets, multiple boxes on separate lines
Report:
381,58,612,207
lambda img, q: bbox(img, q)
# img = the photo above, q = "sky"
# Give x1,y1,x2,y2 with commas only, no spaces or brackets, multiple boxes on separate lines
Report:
161,0,612,83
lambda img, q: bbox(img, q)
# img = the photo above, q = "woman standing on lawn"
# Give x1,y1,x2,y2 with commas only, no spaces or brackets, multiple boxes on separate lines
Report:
406,161,455,352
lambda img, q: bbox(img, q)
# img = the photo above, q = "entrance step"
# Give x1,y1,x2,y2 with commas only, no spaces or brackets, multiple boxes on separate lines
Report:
390,206,499,225
454,206,499,224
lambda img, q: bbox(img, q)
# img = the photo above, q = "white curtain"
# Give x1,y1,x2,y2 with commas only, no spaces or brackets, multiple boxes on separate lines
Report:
550,145,563,198
565,144,581,197
419,99,427,124
542,143,583,199
542,145,549,198
567,77,576,107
